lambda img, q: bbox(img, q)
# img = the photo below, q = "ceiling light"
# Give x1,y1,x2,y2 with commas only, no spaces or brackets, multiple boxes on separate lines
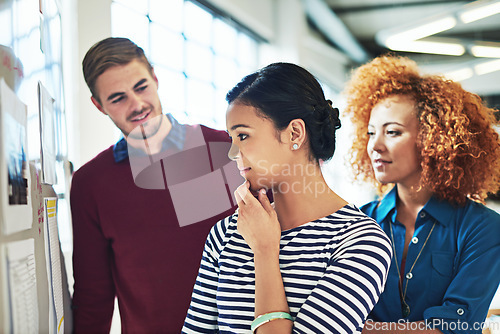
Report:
474,59,500,75
459,0,500,23
470,45,500,57
443,68,474,81
386,41,465,56
383,17,457,47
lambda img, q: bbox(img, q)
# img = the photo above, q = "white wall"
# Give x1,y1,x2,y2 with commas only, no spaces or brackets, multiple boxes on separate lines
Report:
62,0,117,170
75,0,117,170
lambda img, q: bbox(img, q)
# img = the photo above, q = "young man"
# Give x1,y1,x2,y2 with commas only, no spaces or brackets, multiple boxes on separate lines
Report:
70,37,241,333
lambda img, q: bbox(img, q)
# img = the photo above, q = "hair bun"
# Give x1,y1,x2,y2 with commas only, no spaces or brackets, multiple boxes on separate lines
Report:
315,100,341,130
331,107,341,130
307,99,342,161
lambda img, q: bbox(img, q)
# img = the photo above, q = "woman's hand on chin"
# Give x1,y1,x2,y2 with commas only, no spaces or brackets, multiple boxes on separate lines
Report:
234,181,280,256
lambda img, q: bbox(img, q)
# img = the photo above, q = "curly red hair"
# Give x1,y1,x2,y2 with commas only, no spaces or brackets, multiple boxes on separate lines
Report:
343,54,500,205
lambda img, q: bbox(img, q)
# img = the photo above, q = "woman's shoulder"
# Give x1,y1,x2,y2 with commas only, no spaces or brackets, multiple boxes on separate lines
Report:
322,204,387,236
323,204,392,259
332,203,377,221
463,199,500,217
359,200,382,218
205,211,240,249
457,199,500,231
426,197,500,229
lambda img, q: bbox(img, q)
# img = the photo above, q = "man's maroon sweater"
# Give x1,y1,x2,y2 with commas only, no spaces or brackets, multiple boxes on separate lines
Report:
71,124,239,333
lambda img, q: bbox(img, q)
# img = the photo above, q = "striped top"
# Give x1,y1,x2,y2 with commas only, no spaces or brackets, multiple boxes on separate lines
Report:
182,204,392,334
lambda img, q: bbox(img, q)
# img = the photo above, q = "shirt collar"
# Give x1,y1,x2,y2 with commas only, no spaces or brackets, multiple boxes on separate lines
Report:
374,186,398,223
112,113,186,163
422,195,455,227
376,186,455,227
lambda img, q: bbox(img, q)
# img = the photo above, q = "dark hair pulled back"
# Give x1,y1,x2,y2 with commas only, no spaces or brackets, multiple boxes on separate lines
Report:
226,62,341,162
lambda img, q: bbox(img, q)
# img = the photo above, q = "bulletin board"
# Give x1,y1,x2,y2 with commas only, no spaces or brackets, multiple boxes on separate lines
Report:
0,0,72,332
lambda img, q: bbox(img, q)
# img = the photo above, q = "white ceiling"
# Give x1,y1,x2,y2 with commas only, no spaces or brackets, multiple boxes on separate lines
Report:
311,0,500,97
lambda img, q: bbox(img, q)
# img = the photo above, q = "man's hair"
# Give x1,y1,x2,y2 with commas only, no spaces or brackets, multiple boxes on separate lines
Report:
82,37,154,104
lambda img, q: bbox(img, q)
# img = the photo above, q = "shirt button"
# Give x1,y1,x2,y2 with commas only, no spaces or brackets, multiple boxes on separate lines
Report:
419,212,426,218
457,308,465,316
406,273,413,280
411,237,419,244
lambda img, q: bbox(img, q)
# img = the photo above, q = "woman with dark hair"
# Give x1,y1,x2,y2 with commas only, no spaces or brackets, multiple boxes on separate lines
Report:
183,63,392,334
343,54,500,334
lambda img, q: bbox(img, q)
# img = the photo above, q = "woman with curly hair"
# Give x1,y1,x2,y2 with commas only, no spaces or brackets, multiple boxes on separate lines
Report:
343,54,500,334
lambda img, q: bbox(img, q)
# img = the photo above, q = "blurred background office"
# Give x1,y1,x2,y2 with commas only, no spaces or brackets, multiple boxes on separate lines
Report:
2,0,499,332
69,0,500,213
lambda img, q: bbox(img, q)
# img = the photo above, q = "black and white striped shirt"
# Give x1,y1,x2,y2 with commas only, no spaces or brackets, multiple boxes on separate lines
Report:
183,204,392,334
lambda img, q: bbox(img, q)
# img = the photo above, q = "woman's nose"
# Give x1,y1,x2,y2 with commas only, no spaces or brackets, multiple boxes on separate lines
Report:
227,142,239,160
369,134,385,153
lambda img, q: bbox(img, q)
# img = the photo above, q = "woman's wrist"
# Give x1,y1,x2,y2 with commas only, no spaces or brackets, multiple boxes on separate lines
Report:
253,247,280,261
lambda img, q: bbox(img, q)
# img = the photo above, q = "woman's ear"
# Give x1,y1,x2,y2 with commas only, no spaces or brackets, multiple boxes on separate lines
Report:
287,118,306,150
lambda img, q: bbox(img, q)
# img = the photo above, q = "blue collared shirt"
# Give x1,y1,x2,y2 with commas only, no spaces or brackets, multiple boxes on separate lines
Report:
361,186,500,334
113,113,186,163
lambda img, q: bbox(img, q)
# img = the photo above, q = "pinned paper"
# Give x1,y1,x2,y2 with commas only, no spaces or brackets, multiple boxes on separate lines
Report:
0,78,32,234
38,82,57,185
43,197,64,333
3,239,39,333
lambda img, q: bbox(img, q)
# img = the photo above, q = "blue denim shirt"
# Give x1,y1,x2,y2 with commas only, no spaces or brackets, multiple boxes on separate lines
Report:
361,186,500,334
113,113,186,163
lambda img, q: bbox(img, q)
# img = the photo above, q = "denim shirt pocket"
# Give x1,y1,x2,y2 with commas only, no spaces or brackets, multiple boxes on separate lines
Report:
429,251,455,301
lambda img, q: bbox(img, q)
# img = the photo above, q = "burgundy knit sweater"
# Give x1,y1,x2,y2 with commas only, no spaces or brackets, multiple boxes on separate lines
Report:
70,124,240,333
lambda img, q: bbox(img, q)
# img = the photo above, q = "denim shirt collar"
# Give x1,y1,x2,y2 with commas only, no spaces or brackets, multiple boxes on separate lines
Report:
376,186,455,227
112,113,186,163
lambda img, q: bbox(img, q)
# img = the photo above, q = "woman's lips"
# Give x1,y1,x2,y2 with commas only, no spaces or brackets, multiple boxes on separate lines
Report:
373,159,391,169
239,167,251,177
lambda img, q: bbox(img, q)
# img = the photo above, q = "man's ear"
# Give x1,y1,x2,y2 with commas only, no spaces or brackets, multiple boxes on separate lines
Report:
91,96,106,115
151,67,159,88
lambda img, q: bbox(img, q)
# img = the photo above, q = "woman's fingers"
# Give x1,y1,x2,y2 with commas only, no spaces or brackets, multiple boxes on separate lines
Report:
235,181,252,206
258,188,275,216
234,184,245,207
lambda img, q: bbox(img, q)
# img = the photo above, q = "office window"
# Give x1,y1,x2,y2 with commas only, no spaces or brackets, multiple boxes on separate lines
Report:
111,0,261,130
0,0,71,250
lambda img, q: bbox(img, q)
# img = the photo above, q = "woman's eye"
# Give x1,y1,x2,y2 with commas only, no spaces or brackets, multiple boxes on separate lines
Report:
367,131,375,137
238,134,248,141
386,130,401,136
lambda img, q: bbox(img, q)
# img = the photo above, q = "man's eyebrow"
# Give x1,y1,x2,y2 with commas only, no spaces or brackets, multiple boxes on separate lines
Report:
107,92,124,101
133,79,147,89
106,79,149,101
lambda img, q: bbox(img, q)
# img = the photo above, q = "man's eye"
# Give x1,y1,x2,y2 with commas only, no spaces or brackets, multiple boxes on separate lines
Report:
238,134,248,140
136,86,147,92
112,96,124,104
